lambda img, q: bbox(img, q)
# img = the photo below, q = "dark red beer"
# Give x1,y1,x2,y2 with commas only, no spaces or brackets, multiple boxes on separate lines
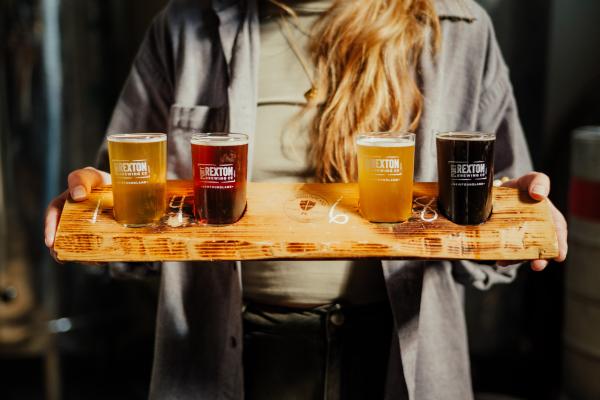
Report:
191,133,248,224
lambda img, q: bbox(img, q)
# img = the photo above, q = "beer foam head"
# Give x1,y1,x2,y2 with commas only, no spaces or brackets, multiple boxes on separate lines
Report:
356,133,415,147
436,131,495,141
108,133,166,143
191,133,248,146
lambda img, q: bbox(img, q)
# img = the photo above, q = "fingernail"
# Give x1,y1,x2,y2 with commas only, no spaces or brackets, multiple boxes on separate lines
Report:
532,260,548,271
71,185,86,200
45,234,53,248
532,185,547,198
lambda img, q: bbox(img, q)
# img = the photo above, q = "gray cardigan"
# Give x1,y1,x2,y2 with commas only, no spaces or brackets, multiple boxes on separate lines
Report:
102,0,533,398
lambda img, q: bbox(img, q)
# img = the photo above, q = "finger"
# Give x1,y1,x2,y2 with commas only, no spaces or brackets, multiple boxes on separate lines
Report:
550,202,568,262
49,247,65,265
44,190,68,248
496,260,521,267
500,178,517,188
527,172,551,201
84,262,107,267
501,172,551,201
67,167,110,201
531,259,548,271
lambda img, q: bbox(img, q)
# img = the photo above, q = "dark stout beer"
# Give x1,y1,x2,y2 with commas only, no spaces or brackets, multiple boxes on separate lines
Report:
436,132,495,225
191,133,248,224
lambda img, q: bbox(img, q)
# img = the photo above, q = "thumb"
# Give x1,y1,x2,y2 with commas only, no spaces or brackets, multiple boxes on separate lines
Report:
67,167,110,201
501,172,550,201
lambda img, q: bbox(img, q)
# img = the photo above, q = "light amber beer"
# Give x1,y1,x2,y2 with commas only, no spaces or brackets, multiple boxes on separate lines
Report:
356,133,415,222
107,133,167,227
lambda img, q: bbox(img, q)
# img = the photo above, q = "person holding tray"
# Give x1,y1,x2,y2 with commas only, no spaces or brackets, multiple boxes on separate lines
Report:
44,0,568,399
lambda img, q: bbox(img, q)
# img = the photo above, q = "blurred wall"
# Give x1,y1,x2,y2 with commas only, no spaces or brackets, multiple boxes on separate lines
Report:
61,0,167,171
1,1,166,399
544,0,600,161
543,0,600,213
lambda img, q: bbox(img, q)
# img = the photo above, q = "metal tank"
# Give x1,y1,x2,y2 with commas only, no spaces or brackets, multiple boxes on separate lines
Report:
563,127,600,399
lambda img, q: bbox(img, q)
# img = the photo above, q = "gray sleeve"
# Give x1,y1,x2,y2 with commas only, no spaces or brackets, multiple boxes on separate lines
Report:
453,13,533,290
475,15,533,179
96,10,173,279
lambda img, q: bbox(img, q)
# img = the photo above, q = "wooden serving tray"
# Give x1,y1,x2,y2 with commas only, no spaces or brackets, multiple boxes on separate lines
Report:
54,181,558,262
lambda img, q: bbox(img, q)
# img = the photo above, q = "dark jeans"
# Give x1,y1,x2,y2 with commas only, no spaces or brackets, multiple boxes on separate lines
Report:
242,301,392,400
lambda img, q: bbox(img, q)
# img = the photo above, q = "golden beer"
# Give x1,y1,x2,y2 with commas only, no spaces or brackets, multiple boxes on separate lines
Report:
356,133,415,222
107,133,167,227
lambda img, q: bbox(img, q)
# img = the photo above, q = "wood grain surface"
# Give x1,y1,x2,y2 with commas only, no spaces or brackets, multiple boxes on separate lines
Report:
54,181,559,262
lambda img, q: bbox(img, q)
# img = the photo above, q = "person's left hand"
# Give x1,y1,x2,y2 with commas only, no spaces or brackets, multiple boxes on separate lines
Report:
496,172,568,271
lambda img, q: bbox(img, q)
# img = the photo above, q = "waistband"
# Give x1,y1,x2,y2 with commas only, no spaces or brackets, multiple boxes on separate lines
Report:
242,300,392,336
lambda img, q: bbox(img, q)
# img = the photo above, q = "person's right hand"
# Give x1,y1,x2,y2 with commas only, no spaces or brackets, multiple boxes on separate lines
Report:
44,167,111,260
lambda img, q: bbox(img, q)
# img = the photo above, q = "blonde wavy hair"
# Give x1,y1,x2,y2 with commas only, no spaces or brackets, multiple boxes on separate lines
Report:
271,0,441,182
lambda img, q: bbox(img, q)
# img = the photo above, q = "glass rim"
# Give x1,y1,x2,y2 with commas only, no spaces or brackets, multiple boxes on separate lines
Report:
356,131,415,142
107,133,166,143
191,132,248,145
435,131,495,140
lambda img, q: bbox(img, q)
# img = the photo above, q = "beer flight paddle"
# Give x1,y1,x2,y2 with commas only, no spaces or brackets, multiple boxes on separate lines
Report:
54,131,558,262
54,181,559,263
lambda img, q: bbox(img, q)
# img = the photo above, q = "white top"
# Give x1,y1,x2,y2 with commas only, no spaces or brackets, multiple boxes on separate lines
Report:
242,0,386,308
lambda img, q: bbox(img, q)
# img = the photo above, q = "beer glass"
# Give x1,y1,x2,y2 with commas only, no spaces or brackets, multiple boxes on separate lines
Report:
436,131,495,225
107,133,167,227
356,132,415,222
191,133,248,224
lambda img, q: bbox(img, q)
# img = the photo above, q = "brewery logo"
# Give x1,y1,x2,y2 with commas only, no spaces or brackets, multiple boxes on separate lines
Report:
284,192,330,223
198,163,235,184
367,156,402,182
368,157,401,170
449,161,487,180
112,159,151,181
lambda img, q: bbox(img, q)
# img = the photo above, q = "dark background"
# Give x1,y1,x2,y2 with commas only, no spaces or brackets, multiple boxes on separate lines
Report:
1,0,600,399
